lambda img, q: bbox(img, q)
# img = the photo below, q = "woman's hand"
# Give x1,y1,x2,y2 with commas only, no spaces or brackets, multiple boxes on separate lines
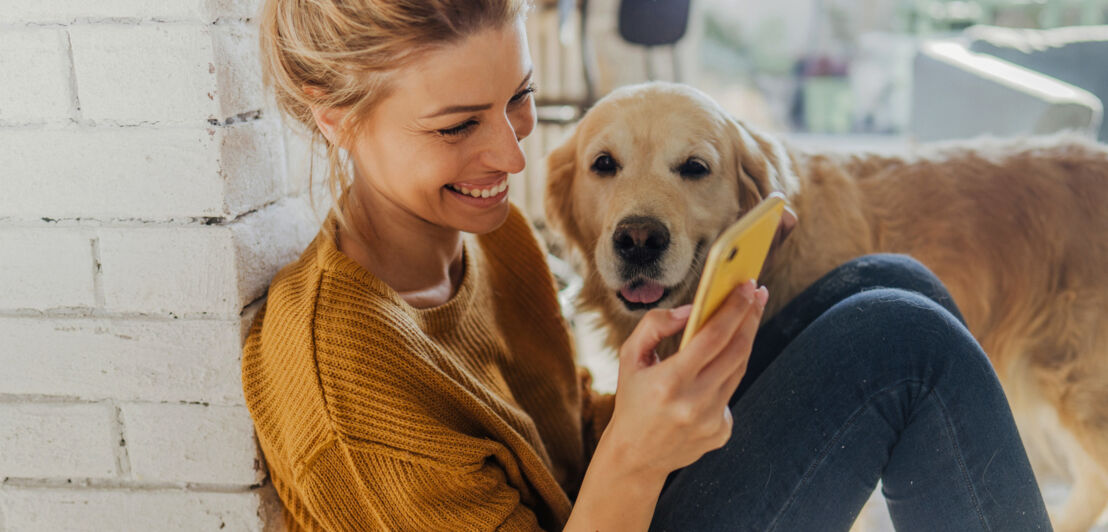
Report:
599,280,769,483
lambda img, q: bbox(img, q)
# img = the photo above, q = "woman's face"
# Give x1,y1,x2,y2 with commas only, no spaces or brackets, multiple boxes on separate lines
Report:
346,18,536,235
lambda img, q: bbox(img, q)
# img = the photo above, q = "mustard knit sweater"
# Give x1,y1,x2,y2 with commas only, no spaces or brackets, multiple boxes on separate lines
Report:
242,204,616,531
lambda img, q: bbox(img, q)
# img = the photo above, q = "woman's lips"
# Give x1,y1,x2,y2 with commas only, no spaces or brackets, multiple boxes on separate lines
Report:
445,177,508,198
444,178,509,206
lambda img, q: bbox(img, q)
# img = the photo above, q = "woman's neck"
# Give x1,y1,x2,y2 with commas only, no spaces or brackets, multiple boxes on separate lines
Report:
336,185,465,309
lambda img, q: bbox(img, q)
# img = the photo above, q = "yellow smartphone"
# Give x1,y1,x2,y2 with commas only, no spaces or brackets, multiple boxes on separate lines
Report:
679,192,787,350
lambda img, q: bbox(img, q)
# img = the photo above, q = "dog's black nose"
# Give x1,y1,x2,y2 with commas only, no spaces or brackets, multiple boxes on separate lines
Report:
613,216,670,266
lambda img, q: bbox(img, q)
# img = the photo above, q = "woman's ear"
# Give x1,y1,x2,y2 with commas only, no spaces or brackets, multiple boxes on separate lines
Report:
727,116,796,210
310,104,347,146
543,126,583,248
303,85,348,146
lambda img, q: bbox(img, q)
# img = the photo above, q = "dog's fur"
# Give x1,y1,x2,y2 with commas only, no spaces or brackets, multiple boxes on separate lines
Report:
544,82,1108,531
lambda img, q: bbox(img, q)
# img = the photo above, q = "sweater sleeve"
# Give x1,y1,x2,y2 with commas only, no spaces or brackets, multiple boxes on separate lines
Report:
576,367,616,460
296,440,548,532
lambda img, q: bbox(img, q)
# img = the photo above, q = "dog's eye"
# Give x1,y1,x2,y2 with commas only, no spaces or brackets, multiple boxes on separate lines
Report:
591,153,620,176
676,157,710,180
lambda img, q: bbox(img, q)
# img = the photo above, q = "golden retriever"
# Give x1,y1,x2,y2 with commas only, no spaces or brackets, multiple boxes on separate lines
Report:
544,82,1108,532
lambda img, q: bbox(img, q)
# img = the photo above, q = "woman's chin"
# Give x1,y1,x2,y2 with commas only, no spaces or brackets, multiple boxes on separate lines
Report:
451,203,512,235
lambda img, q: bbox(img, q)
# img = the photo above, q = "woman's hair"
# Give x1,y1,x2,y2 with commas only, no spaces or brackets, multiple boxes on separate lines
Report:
259,0,531,241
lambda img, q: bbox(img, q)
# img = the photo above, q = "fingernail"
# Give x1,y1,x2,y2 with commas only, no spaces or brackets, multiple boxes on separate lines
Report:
670,305,692,319
755,286,769,308
740,279,756,302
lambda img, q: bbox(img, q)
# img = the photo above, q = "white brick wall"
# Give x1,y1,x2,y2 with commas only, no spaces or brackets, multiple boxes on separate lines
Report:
0,229,97,309
121,403,262,485
0,0,262,26
69,24,263,124
0,29,73,124
0,488,266,532
0,2,301,529
0,318,244,403
0,2,589,530
0,403,119,479
0,120,285,220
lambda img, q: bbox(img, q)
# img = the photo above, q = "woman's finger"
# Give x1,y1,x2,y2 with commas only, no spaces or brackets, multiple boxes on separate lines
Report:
620,305,692,368
674,280,758,377
699,286,767,398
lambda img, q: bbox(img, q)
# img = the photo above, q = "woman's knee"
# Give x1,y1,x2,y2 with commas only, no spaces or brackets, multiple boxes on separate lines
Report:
822,254,965,325
824,287,987,375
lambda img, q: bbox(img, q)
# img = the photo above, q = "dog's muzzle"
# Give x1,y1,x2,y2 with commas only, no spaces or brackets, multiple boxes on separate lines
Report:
613,216,669,267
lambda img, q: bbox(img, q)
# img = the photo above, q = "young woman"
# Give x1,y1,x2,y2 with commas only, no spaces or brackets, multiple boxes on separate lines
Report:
242,1,1052,530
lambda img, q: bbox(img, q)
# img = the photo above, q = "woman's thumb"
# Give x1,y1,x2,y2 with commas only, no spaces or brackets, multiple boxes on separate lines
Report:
621,305,692,367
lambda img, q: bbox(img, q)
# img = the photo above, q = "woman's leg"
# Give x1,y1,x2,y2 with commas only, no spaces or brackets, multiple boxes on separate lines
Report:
649,287,1051,531
734,253,965,403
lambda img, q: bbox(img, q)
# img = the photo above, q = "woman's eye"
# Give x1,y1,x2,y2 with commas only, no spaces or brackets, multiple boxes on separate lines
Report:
676,157,710,179
591,153,619,176
510,84,536,105
437,120,477,137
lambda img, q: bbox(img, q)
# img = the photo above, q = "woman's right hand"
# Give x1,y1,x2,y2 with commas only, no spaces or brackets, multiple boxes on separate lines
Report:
600,279,769,482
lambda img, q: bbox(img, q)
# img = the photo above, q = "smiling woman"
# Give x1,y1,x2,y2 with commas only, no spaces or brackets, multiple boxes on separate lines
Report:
244,1,635,530
242,2,1052,532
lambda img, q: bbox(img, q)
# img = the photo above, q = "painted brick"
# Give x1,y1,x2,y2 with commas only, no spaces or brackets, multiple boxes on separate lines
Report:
0,228,96,310
0,120,284,221
223,118,287,217
0,488,265,531
213,23,266,123
0,127,224,220
0,317,245,404
69,24,217,123
230,196,318,309
0,402,118,479
0,29,73,124
97,225,237,316
69,24,262,124
97,198,316,317
0,1,261,24
121,402,262,485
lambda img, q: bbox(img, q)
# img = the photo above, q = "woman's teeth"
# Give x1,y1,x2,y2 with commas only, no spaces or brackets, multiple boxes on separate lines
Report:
448,180,508,198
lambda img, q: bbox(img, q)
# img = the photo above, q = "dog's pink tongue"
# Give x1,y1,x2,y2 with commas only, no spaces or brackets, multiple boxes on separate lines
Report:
620,280,665,304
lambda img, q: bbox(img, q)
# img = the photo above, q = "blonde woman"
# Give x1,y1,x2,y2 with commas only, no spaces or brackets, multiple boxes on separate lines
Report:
242,1,1051,530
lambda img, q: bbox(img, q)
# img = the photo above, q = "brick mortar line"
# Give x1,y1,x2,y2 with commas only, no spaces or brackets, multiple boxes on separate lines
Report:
0,192,294,229
0,18,255,30
0,308,247,321
0,108,270,131
90,236,105,308
111,403,133,480
63,29,83,122
0,395,245,407
0,477,262,493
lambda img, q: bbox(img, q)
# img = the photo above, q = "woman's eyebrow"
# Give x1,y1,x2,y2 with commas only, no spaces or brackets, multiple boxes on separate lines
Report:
420,68,534,119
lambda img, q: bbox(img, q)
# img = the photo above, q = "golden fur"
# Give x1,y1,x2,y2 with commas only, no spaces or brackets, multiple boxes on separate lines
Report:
544,82,1108,531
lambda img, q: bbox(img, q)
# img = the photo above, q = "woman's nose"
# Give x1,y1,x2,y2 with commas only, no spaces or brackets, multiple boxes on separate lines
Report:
483,113,528,174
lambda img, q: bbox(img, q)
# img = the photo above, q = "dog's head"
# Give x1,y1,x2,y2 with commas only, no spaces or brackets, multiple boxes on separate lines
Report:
545,82,795,321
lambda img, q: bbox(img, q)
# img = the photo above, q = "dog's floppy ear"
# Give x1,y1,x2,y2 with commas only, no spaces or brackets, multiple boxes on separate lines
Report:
727,116,796,210
543,126,584,248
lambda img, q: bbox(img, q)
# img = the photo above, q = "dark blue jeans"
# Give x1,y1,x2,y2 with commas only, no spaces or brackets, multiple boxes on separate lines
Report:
649,254,1051,531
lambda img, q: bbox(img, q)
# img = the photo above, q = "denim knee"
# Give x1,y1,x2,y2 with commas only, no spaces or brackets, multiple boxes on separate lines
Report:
826,254,964,325
824,287,990,386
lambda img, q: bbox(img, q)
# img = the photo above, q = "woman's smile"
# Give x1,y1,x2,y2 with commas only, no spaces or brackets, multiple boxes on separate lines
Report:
444,175,510,205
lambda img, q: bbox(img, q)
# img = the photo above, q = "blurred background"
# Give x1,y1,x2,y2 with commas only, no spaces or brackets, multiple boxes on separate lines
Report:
1,0,1105,529
513,0,1108,222
523,0,1108,386
521,2,1108,530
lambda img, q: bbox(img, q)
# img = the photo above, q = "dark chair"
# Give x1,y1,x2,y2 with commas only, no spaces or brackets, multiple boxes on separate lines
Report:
617,0,692,80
